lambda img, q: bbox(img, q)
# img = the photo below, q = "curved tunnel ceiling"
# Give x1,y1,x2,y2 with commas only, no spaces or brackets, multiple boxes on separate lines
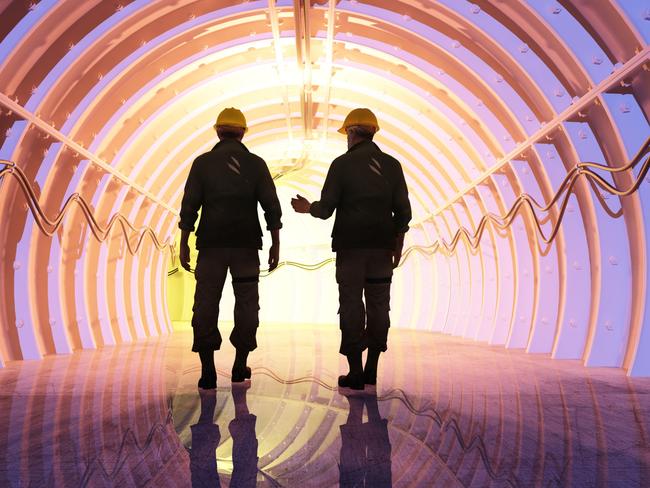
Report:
0,1,649,375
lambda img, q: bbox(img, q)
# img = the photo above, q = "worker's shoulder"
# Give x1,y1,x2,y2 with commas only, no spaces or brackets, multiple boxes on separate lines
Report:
374,149,401,167
191,150,213,167
245,151,267,165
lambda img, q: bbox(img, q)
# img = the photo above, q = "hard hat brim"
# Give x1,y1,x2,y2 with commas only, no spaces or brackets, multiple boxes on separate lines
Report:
216,124,248,133
337,124,379,135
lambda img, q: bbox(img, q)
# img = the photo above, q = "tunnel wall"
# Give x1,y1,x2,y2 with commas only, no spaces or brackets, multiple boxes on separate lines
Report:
0,1,649,375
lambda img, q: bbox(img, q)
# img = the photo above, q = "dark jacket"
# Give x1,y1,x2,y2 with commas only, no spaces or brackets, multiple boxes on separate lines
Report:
178,139,282,249
310,140,411,251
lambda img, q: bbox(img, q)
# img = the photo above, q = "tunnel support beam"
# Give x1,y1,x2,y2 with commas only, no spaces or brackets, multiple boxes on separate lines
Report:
0,92,179,216
419,45,650,223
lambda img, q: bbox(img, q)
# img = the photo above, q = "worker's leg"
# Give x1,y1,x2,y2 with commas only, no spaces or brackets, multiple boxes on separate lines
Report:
192,248,228,351
192,248,228,388
363,249,393,385
336,250,366,389
229,248,260,382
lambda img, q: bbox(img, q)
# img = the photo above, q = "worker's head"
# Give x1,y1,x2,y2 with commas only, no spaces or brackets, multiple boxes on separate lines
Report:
338,108,379,148
214,107,248,141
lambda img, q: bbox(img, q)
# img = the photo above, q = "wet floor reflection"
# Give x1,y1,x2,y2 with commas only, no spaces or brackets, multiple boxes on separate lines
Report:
0,326,649,486
189,390,221,487
339,394,391,487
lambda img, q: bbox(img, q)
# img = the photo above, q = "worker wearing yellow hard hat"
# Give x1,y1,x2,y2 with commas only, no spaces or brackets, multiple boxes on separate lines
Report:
213,107,249,133
292,108,412,392
179,107,282,390
337,107,380,134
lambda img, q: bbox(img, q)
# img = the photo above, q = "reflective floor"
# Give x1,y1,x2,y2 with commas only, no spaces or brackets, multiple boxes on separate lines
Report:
1,323,649,487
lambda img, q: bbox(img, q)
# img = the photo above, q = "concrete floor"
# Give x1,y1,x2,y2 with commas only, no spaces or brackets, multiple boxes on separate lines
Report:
1,322,649,487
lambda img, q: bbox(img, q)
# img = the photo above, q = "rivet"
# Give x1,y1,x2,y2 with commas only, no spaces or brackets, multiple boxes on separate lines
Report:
16,319,24,328
47,265,53,273
592,56,603,65
13,261,20,270
572,261,582,270
605,320,614,331
608,256,619,266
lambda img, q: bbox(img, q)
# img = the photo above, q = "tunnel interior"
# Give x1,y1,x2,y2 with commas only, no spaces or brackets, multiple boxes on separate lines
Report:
1,0,650,378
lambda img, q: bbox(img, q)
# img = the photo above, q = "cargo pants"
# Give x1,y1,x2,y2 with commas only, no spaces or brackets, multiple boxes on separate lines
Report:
191,247,260,352
335,249,393,356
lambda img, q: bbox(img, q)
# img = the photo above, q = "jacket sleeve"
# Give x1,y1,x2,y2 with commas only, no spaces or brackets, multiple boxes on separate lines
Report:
392,162,411,234
178,157,203,232
310,159,342,220
256,158,283,230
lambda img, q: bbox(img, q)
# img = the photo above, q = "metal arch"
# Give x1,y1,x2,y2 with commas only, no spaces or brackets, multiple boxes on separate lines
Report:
422,47,650,221
0,93,179,216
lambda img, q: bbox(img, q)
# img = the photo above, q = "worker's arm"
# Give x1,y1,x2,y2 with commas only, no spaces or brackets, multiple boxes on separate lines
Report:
291,159,342,218
392,163,411,268
179,229,192,272
178,158,203,272
256,159,282,271
268,228,280,271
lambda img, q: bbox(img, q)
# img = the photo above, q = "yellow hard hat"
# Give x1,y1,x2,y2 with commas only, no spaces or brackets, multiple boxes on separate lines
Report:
337,108,380,134
215,107,248,132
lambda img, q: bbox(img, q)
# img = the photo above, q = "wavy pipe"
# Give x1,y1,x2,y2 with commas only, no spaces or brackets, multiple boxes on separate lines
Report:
0,160,176,261
4,135,649,281
257,136,650,272
8,131,648,280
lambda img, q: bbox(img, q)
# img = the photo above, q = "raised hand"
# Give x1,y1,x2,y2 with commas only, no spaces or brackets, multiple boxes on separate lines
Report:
291,194,311,213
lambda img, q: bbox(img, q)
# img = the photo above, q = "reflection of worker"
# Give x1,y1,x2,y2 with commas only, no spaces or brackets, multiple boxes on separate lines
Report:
229,383,258,487
179,108,282,389
190,390,221,487
339,394,392,487
291,108,411,391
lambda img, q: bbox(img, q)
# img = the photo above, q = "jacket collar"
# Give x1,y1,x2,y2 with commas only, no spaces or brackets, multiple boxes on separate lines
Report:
346,139,379,153
212,139,250,152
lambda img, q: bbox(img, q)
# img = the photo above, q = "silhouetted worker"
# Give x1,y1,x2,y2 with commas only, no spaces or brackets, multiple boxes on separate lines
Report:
339,394,392,487
179,107,282,389
291,108,411,391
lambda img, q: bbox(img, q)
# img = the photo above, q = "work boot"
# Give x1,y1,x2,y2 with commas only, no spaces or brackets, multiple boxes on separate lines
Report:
339,351,364,392
231,366,252,384
364,349,381,386
232,349,251,384
338,372,365,391
198,350,217,390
